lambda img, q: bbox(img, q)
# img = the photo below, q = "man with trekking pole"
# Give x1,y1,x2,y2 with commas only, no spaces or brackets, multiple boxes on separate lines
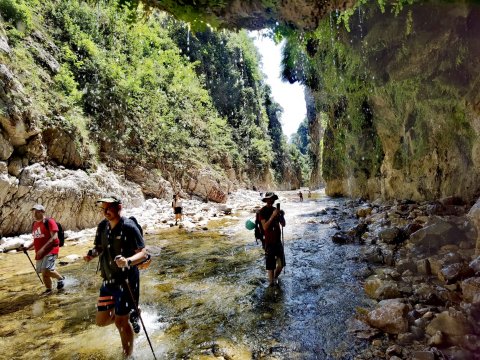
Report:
19,204,65,294
258,192,286,286
83,195,154,358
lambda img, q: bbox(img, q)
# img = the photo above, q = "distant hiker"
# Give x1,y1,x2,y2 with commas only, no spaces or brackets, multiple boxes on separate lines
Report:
298,191,303,202
84,195,148,357
172,194,183,225
258,192,286,286
308,190,312,198
20,204,65,294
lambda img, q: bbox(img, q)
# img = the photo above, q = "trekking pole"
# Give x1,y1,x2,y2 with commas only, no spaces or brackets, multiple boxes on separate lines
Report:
22,249,44,285
124,279,157,360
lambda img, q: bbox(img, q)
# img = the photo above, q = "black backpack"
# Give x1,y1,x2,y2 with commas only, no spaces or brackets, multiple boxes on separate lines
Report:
128,216,143,236
34,218,65,247
254,211,265,249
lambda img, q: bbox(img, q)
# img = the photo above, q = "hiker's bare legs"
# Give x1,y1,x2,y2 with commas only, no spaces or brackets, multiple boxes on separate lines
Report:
115,314,134,357
96,311,134,356
41,269,62,289
267,270,275,285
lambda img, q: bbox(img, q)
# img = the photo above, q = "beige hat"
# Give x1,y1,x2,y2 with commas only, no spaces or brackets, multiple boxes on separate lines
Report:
262,192,278,202
31,204,45,211
96,195,122,204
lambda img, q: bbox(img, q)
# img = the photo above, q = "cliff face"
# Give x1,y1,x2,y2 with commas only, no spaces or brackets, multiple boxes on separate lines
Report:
305,2,480,201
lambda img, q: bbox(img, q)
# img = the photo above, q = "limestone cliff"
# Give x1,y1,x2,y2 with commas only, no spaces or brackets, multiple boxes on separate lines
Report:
304,1,480,201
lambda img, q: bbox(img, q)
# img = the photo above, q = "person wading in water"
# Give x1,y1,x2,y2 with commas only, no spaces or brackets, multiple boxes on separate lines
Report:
84,195,147,358
258,192,286,286
20,204,65,294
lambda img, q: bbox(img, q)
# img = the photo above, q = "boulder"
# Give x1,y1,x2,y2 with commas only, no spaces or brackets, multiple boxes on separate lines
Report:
425,309,472,342
461,277,480,303
366,299,409,334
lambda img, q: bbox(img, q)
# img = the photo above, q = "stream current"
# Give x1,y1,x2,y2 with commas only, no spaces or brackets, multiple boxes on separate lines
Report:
0,191,372,359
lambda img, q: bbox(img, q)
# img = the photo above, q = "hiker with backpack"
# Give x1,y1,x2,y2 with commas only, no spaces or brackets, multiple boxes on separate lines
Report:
19,204,65,294
84,195,148,358
172,193,183,225
258,192,286,286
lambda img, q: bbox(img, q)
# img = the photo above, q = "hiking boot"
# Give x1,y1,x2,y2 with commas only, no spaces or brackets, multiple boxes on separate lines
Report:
44,288,53,295
57,277,65,290
130,311,141,334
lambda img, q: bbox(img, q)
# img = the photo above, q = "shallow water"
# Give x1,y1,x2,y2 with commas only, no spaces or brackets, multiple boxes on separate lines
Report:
0,191,371,359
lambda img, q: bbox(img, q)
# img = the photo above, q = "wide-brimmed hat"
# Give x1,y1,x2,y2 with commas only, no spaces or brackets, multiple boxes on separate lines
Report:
262,192,278,202
96,195,122,204
31,204,45,211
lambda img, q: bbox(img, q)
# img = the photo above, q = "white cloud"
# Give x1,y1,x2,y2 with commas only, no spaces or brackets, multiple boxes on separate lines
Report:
250,31,307,139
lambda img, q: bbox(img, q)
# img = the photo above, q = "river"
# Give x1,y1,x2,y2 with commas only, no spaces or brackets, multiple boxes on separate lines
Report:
0,191,373,359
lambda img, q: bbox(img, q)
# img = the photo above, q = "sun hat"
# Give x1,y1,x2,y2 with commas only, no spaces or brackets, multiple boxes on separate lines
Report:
262,192,278,202
31,204,45,211
96,195,122,204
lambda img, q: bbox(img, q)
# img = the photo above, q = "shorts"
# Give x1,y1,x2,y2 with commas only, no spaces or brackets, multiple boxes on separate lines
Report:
97,271,140,316
36,254,57,273
174,207,182,215
265,242,285,270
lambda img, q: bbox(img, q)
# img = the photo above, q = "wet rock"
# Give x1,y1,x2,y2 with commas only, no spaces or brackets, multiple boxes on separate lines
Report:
461,277,480,303
416,258,430,275
403,222,423,238
396,258,417,273
366,299,410,334
397,332,415,345
332,231,353,244
427,330,445,346
441,346,474,360
461,334,480,352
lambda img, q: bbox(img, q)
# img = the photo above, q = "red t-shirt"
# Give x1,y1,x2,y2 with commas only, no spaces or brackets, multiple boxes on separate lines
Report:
32,218,59,260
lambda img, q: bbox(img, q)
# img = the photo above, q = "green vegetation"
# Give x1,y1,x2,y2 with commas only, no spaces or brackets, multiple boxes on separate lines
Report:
0,0,309,189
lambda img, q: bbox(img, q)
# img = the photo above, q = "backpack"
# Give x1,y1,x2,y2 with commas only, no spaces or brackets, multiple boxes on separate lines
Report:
254,211,265,249
33,218,65,247
125,216,151,270
128,216,143,236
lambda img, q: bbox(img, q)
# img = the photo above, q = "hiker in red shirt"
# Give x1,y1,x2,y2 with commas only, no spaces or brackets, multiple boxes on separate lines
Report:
21,204,64,293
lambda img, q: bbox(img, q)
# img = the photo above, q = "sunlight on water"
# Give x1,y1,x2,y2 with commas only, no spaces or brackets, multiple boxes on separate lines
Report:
0,191,370,359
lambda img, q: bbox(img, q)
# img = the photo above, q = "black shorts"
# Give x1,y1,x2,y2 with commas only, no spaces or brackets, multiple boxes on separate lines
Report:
174,207,182,214
265,242,285,270
97,271,139,316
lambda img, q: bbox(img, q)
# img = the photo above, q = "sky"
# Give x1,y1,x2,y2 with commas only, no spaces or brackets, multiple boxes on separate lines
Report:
250,31,307,139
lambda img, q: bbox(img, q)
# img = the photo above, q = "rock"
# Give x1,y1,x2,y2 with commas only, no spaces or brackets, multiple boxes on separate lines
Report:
461,277,480,303
469,256,480,273
412,351,435,360
462,334,480,352
467,198,480,256
397,332,415,345
346,318,381,340
427,330,445,346
356,206,373,218
403,222,423,238
332,231,352,244
425,309,472,341
439,262,474,283
378,227,403,244
385,344,402,357
366,300,409,334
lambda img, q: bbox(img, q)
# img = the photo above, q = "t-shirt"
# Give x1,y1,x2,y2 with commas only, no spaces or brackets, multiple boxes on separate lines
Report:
258,205,282,247
94,217,145,281
32,218,59,260
172,199,183,208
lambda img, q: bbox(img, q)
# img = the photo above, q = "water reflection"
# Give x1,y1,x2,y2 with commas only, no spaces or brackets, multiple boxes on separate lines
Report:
0,191,370,359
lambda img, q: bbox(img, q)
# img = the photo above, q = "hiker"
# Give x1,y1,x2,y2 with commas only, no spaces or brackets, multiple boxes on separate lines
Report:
308,190,312,198
20,204,65,293
298,190,303,202
172,194,183,225
84,195,147,357
258,192,286,286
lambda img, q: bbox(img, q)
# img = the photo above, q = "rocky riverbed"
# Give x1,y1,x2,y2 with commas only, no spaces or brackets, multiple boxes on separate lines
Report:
334,197,480,360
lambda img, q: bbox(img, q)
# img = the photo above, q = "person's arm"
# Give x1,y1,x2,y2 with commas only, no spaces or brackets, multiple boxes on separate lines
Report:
115,222,148,268
84,222,105,262
260,208,281,232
